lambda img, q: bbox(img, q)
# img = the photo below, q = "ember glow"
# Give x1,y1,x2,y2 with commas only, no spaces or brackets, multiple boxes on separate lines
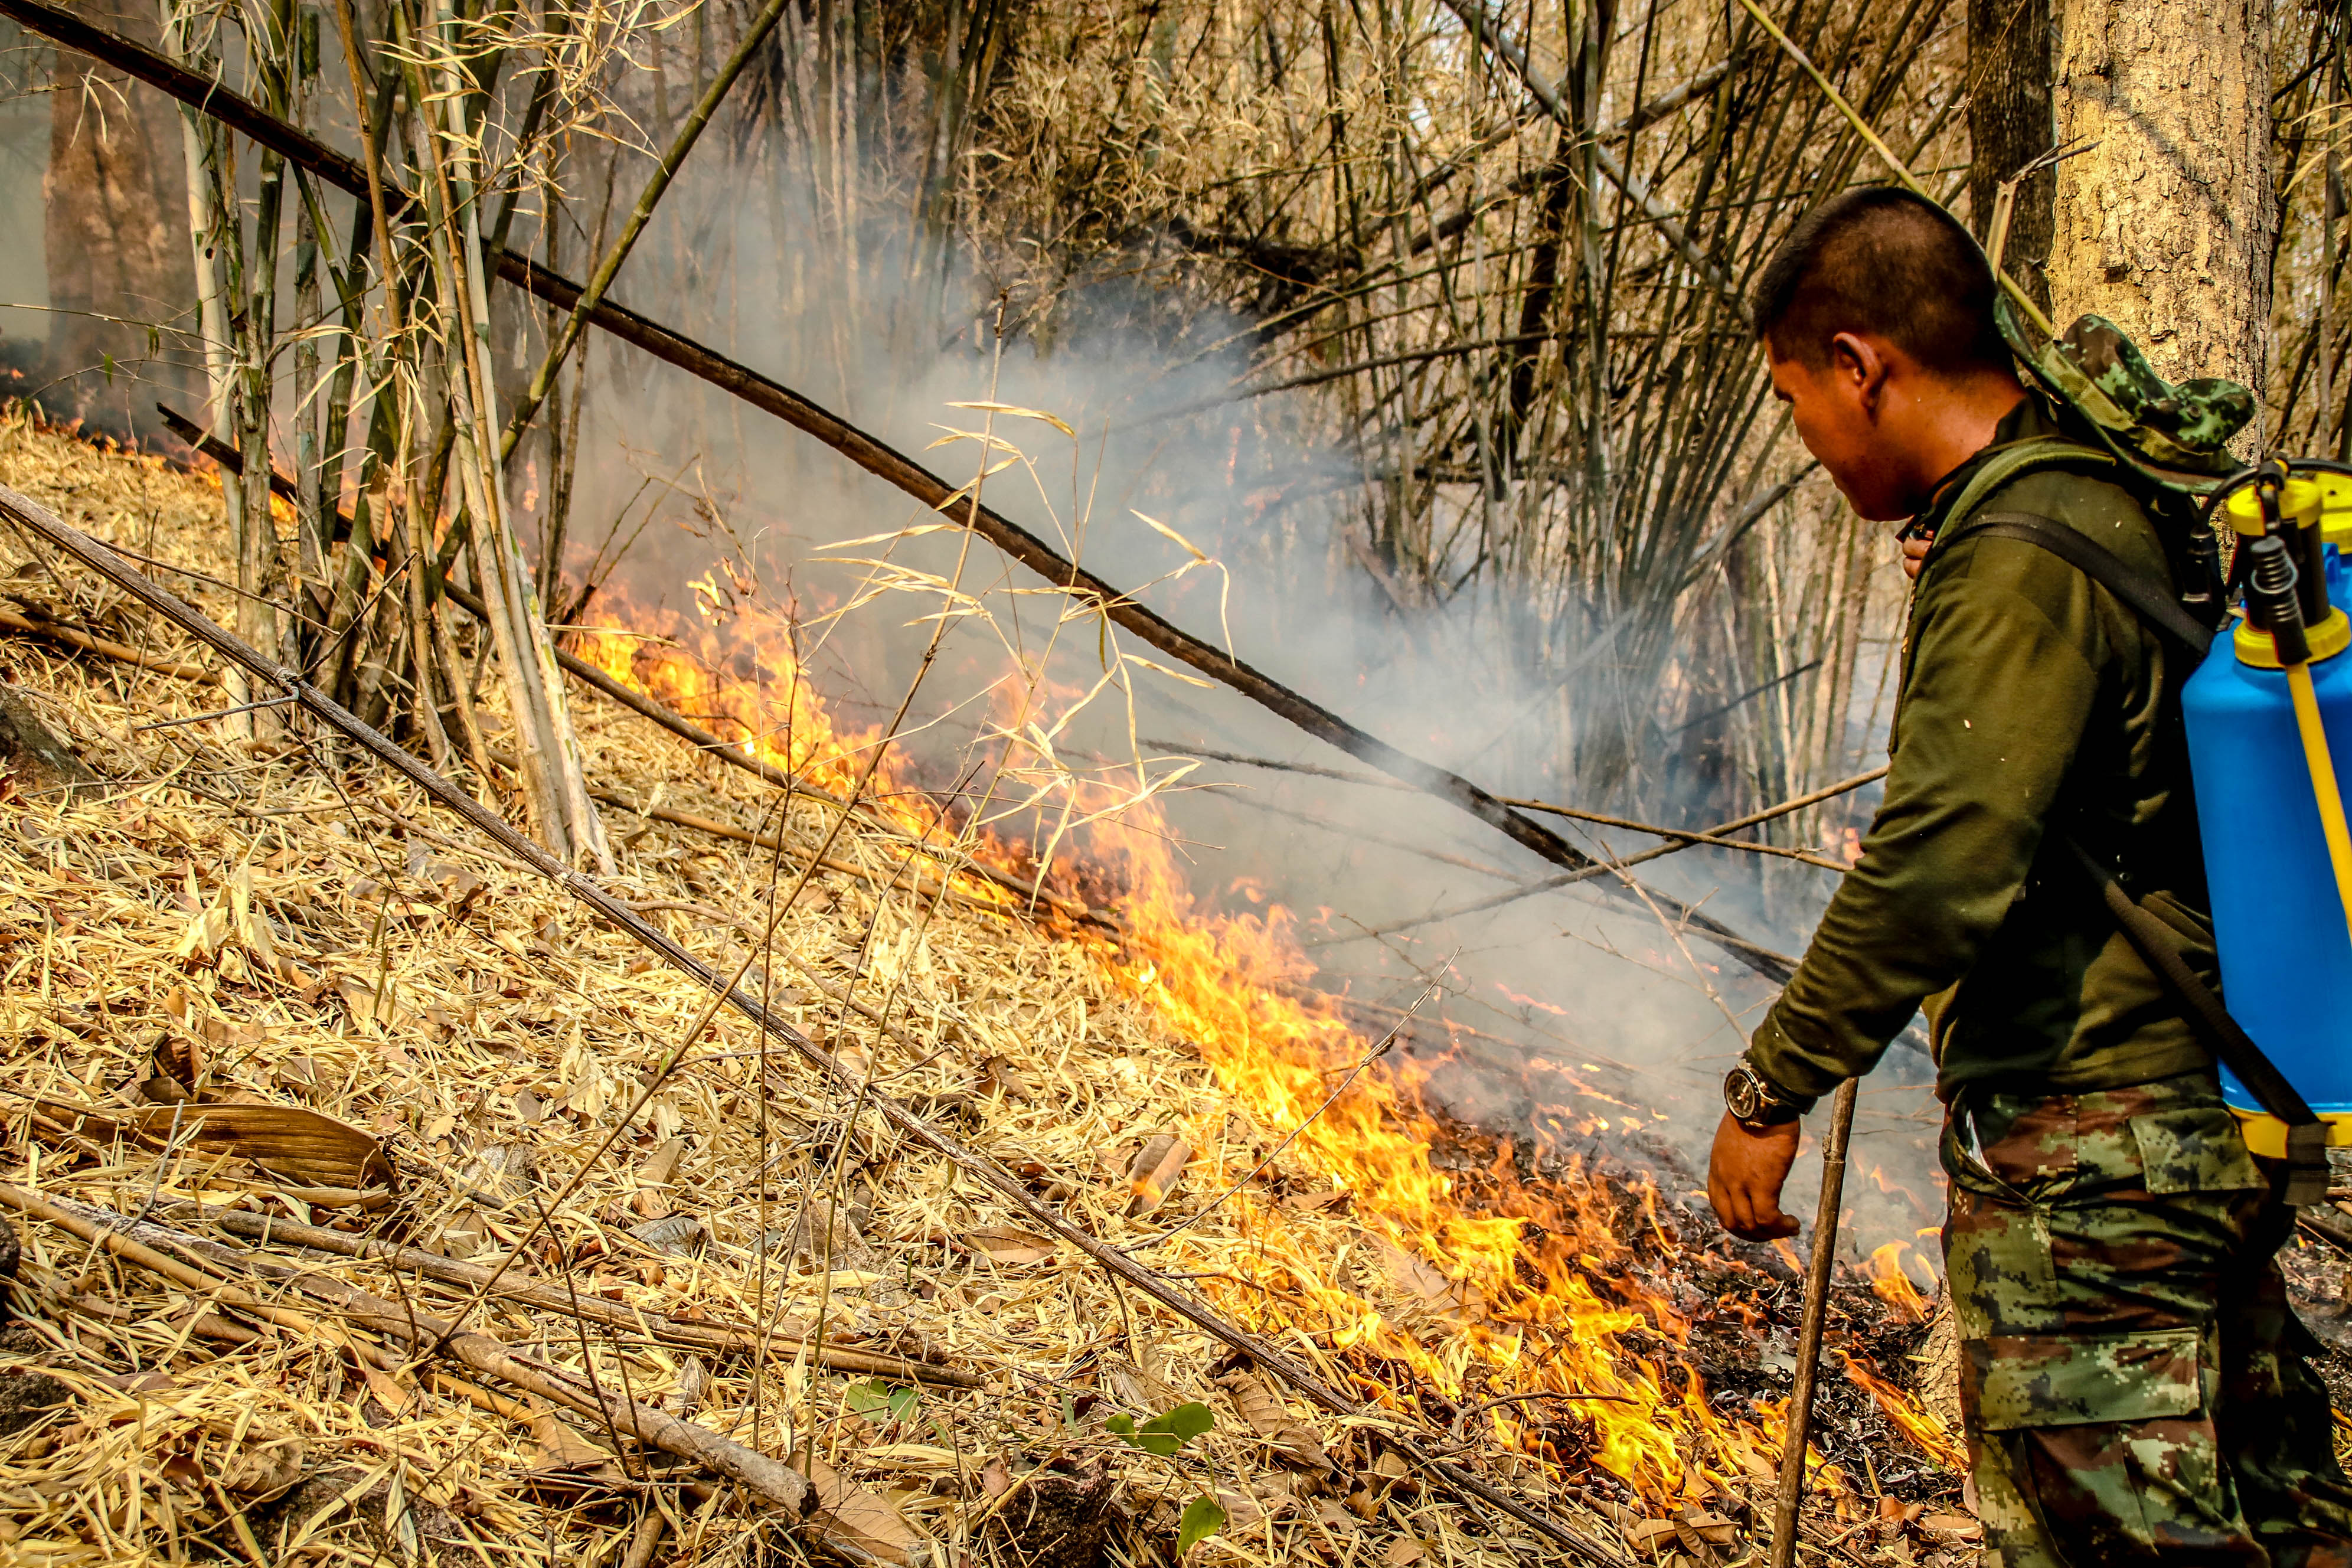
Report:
568,582,1956,1504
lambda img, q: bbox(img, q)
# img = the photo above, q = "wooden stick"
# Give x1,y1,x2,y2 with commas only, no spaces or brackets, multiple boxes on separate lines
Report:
11,1186,815,1517
0,1182,393,1366
0,605,221,685
190,1204,979,1387
1771,1078,1859,1568
620,1508,669,1568
0,481,1632,1568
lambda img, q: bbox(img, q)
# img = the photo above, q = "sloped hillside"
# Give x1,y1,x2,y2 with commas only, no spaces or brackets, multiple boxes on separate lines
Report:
0,411,1966,1568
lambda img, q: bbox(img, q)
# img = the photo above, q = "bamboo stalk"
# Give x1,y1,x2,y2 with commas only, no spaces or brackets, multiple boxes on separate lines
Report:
495,0,797,467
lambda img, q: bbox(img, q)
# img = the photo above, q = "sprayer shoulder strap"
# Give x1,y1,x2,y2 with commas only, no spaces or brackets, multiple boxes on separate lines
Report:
1938,435,2118,527
1945,512,2216,656
2062,841,2329,1204
1935,488,2325,1200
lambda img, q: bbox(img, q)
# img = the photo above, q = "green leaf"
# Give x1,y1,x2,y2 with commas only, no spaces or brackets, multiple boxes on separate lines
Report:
844,1378,917,1423
1177,1497,1226,1555
1109,1401,1216,1457
1149,1402,1216,1448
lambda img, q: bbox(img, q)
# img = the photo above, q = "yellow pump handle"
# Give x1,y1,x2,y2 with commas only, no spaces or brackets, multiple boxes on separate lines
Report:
2285,661,2352,950
2229,481,2352,943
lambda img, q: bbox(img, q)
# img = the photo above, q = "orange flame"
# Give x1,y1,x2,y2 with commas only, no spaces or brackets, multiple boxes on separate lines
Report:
567,580,1958,1502
1845,1357,1966,1469
1864,1240,1933,1324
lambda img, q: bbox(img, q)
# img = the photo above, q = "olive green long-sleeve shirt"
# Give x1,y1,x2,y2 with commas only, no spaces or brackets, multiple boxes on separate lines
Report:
1747,400,2216,1103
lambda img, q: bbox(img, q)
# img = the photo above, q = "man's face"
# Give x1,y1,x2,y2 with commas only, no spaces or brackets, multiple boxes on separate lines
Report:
1765,336,1914,522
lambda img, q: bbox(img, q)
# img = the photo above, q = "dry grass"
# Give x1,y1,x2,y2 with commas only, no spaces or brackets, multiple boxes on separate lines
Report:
0,410,1966,1568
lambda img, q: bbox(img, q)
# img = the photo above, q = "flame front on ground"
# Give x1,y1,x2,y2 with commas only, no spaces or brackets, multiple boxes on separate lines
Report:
567,589,1955,1504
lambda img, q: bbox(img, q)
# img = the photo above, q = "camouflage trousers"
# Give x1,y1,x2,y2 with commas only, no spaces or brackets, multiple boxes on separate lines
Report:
1942,1071,2352,1567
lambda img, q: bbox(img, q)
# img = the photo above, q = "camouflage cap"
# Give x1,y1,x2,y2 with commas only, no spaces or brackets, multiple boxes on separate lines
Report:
2059,316,2255,458
1995,299,2253,481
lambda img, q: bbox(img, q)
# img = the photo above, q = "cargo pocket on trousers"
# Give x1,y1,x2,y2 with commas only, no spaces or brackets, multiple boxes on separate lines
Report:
2131,1107,2266,1194
1969,1326,2204,1431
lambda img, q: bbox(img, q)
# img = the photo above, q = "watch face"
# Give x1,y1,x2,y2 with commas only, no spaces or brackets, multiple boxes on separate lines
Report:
1725,1067,1760,1121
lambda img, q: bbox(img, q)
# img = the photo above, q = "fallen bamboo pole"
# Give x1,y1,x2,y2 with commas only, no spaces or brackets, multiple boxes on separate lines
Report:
0,481,1632,1568
0,1182,393,1364
1331,765,1893,945
8,0,1794,990
9,1185,816,1517
190,1203,978,1388
1163,737,1856,870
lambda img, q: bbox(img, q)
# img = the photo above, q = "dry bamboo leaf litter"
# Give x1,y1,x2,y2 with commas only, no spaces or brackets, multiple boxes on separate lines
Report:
0,409,1977,1567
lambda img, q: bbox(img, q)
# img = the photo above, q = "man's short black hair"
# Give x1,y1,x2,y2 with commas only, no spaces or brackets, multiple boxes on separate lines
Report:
1751,186,2011,377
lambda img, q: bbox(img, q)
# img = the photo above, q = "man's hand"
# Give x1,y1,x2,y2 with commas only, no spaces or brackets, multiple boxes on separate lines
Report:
1707,1112,1802,1241
1900,530,1933,580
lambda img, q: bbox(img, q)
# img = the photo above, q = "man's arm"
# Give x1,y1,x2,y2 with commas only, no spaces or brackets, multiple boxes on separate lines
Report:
1750,536,2108,1096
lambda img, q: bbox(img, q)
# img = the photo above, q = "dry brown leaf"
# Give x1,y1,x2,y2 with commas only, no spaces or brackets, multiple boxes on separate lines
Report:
640,1136,687,1187
1122,1133,1191,1217
35,1096,398,1193
1214,1370,1335,1471
1384,1539,1426,1567
1373,1239,1478,1322
333,972,404,1030
416,858,485,910
531,1413,612,1472
172,901,228,963
357,1365,414,1418
964,1226,1055,1265
214,1433,306,1497
805,1455,920,1566
665,1355,707,1419
1677,1509,1737,1549
1919,1514,1983,1541
975,1055,1031,1102
630,1214,705,1256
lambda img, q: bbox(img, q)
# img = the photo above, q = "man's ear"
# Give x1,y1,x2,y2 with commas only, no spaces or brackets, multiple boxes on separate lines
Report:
1827,331,1890,416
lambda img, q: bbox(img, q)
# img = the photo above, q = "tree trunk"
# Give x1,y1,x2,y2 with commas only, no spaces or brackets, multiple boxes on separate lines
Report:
1968,0,2056,315
41,0,194,431
2047,0,2275,396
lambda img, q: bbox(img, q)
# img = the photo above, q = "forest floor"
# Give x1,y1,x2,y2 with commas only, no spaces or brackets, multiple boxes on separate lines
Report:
0,407,2297,1568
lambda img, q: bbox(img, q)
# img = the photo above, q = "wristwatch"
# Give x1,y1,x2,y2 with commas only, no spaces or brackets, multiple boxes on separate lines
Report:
1723,1059,1806,1129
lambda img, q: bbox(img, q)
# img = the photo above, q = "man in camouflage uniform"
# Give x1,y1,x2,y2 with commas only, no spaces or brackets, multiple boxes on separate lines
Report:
1706,186,2352,1565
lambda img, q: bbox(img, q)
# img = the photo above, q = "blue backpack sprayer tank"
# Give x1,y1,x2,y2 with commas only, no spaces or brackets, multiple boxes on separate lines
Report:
2183,468,2352,1155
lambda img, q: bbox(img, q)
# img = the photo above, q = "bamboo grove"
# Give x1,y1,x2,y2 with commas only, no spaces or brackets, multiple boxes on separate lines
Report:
15,0,2352,901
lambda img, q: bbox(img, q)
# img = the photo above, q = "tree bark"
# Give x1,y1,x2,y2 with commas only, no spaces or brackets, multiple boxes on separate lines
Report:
1967,0,2056,315
2048,0,2275,396
41,0,192,429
